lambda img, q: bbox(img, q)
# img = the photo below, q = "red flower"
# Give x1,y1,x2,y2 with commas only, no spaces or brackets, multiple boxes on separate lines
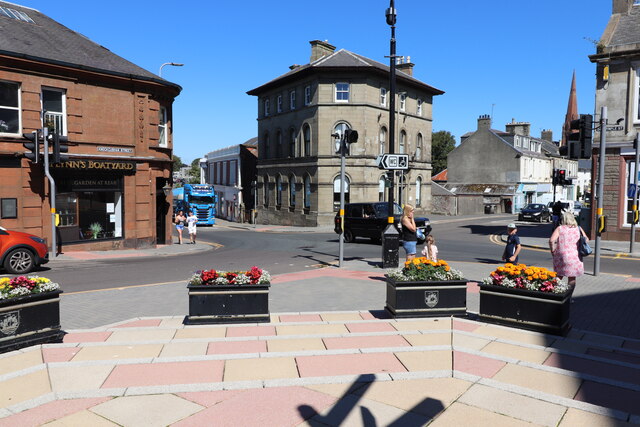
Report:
9,276,36,290
201,269,218,283
225,272,238,284
247,266,262,284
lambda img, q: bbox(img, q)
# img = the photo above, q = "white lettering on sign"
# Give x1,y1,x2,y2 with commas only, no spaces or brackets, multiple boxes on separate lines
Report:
97,146,134,153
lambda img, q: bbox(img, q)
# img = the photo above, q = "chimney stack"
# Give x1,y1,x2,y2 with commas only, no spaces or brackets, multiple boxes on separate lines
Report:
541,129,553,142
505,119,531,136
477,114,492,131
613,0,633,14
310,40,336,62
396,56,415,76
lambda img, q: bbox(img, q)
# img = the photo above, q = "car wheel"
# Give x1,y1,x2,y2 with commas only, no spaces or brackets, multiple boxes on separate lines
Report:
3,248,36,274
343,229,355,243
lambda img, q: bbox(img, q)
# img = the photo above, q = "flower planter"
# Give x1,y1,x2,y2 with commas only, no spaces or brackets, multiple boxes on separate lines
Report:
0,290,64,353
478,283,573,335
185,284,270,324
385,276,467,318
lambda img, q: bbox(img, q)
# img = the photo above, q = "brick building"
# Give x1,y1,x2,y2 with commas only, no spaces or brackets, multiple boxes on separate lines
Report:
0,2,180,251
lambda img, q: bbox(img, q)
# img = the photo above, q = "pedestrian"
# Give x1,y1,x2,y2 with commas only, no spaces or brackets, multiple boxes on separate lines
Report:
187,210,198,244
421,234,438,262
549,210,585,287
552,200,563,229
174,210,186,244
400,204,418,262
502,223,521,264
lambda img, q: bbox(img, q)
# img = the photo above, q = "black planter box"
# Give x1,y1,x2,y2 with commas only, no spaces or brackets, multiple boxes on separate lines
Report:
478,283,573,335
185,283,270,324
385,276,467,318
0,290,64,353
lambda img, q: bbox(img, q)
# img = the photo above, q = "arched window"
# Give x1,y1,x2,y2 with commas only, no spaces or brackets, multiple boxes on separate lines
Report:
275,175,283,207
289,174,296,208
289,128,296,158
379,176,386,202
263,132,270,160
379,127,387,155
333,175,350,211
263,175,269,207
276,130,283,158
415,176,422,207
304,174,311,210
415,133,423,161
332,122,351,155
303,124,311,156
399,130,406,154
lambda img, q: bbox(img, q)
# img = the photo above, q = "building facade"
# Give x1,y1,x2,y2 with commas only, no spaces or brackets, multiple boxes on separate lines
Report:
0,2,180,251
588,0,640,241
247,40,444,226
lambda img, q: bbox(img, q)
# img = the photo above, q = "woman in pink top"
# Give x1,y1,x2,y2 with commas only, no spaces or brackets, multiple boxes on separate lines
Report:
549,211,586,287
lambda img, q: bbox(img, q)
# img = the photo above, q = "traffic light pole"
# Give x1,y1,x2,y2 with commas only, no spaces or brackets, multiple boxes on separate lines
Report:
631,134,639,253
338,134,346,268
594,106,607,276
42,129,57,258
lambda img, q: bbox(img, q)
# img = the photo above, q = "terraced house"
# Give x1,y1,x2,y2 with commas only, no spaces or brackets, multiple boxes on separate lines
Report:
0,2,180,251
247,40,444,226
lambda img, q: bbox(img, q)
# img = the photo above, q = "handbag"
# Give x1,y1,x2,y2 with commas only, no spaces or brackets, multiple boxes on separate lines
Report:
577,228,592,257
416,229,425,240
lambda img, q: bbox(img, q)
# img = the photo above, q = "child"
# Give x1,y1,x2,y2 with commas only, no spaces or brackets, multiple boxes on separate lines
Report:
421,235,438,261
502,223,521,264
186,211,198,244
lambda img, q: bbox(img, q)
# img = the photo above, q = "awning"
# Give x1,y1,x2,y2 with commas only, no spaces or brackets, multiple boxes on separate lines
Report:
536,184,552,193
521,184,537,192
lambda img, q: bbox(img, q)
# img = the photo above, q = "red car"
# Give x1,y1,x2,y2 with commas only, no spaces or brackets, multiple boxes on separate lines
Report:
0,227,49,274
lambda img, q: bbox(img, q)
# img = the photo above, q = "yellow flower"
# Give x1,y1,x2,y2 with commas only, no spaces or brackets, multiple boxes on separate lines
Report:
527,276,533,281
0,278,9,286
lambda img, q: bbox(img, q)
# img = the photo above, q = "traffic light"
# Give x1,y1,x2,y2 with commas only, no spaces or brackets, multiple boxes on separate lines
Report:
22,130,41,163
557,169,567,186
552,169,558,186
566,114,593,159
51,131,69,164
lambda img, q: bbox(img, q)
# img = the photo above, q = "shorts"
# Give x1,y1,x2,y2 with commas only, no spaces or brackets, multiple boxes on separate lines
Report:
176,224,184,231
188,226,197,234
402,240,417,256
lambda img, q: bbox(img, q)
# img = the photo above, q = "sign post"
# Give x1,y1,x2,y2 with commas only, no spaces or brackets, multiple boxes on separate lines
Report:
594,106,607,276
631,134,639,254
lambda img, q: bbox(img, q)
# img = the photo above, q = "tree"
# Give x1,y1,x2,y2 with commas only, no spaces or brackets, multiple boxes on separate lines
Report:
172,154,184,172
431,130,456,176
188,158,201,184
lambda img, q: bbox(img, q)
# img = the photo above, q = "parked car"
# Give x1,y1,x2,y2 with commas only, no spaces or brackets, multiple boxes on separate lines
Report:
334,202,431,243
0,227,49,274
518,203,551,222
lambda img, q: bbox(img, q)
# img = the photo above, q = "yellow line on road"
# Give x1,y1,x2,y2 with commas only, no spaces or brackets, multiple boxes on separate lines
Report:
63,280,183,296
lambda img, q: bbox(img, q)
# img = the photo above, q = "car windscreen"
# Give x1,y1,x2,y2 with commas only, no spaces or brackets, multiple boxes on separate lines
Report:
525,204,543,210
374,203,403,217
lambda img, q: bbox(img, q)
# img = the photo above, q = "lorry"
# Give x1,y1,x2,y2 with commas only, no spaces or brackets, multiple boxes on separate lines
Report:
172,184,217,225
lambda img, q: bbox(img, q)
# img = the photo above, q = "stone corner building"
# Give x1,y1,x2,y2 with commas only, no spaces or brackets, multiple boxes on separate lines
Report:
588,0,640,241
0,2,180,250
247,40,444,226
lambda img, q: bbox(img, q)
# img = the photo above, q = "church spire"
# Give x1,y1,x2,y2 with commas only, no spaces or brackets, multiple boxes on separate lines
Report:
561,71,579,146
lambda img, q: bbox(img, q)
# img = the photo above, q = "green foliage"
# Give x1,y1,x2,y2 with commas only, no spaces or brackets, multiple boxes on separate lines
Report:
431,130,456,176
188,158,201,184
172,155,184,172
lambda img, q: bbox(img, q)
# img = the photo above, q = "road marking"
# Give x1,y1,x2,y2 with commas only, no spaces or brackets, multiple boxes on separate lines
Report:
63,280,183,295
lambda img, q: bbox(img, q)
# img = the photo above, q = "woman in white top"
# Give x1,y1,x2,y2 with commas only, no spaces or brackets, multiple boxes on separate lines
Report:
421,235,438,262
186,211,198,244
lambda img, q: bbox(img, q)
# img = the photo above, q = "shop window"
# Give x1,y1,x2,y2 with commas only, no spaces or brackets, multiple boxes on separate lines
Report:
1,198,17,219
0,80,20,134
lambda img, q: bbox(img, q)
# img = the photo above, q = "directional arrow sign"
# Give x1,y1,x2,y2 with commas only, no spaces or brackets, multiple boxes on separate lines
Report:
376,153,409,170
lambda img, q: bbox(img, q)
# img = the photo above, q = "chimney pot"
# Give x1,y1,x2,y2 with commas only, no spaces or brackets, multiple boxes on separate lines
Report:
309,40,336,62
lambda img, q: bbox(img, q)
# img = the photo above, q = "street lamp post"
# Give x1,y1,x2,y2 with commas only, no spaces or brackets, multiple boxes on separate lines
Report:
159,62,184,77
381,0,400,269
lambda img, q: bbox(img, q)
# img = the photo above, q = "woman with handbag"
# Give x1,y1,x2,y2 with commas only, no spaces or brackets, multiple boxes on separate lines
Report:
549,211,586,287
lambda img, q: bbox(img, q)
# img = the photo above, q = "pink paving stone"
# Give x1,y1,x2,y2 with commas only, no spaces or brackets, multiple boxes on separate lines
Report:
62,331,112,343
323,335,410,350
112,319,163,328
101,360,224,388
42,347,81,363
466,281,480,294
544,353,640,385
626,277,640,282
345,322,396,333
296,352,407,377
225,325,276,337
278,314,323,323
453,319,481,333
574,380,640,414
360,310,393,320
0,397,111,427
172,386,336,427
177,390,244,407
454,351,506,378
207,340,267,355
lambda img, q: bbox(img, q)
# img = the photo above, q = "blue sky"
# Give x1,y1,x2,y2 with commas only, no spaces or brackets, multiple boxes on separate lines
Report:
19,0,611,164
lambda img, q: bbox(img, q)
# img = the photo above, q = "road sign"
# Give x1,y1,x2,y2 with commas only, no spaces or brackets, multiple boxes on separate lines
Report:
606,125,624,131
376,153,409,170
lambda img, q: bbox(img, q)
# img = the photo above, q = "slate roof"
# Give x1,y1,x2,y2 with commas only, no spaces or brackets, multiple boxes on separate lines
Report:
0,1,178,89
609,5,640,46
247,48,444,96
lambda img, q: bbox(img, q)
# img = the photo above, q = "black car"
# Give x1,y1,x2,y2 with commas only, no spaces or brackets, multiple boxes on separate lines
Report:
518,203,551,222
334,202,431,243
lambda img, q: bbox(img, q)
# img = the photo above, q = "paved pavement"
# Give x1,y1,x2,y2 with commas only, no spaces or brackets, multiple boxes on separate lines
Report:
2,217,640,425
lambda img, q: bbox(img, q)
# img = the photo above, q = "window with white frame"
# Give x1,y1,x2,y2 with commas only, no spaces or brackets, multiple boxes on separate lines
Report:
304,85,311,105
264,98,270,116
415,133,423,160
399,93,406,111
379,176,386,202
415,177,422,207
380,88,387,107
277,95,283,113
379,127,387,155
303,124,311,156
42,88,66,136
417,99,423,116
290,90,296,110
335,82,350,102
333,175,350,211
0,80,20,134
333,122,351,154
399,130,406,154
157,106,167,147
